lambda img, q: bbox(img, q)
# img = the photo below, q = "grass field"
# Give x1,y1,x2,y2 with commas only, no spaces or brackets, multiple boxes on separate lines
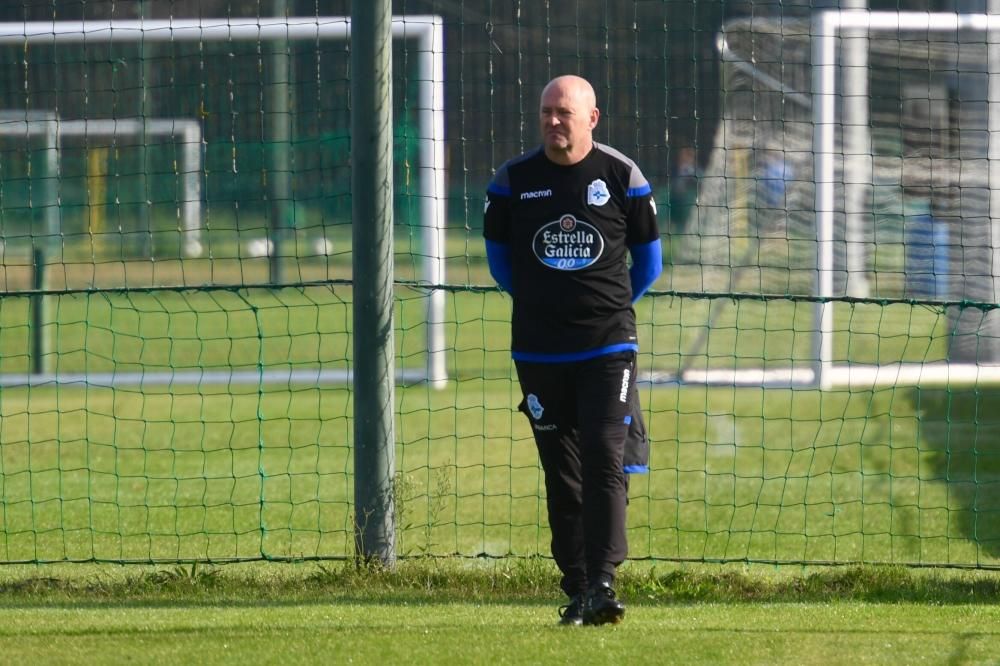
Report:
0,247,998,569
10,599,1000,665
2,561,1000,665
1,273,999,566
1,241,1000,663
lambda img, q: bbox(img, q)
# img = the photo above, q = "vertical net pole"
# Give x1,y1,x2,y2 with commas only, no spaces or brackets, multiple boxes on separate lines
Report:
39,117,58,374
351,1,397,566
843,2,872,298
990,9,1000,311
267,0,292,283
30,247,45,374
415,18,449,388
813,11,837,390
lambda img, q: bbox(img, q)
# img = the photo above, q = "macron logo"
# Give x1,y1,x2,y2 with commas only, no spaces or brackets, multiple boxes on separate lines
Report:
520,189,553,200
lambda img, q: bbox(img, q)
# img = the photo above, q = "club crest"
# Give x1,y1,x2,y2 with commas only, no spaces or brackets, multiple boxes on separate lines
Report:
587,179,610,206
526,394,544,420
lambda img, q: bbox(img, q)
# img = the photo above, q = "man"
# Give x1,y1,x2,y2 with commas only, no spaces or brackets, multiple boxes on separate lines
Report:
483,75,662,626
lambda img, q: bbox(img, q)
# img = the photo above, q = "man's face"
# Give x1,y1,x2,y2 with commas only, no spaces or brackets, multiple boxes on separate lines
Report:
539,82,597,160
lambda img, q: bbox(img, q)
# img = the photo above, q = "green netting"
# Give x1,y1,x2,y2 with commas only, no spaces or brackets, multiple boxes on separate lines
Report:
1,2,1000,569
4,285,1000,565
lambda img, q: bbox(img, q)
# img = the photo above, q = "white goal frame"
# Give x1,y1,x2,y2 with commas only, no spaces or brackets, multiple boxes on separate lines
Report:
815,11,1000,389
0,111,203,256
0,16,448,388
658,11,1000,390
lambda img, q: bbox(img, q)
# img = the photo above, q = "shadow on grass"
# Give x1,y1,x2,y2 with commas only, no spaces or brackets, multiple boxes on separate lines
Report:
913,387,1000,560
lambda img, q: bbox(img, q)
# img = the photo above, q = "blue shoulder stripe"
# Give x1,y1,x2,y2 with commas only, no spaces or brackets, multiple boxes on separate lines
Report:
627,184,652,198
488,183,512,197
623,464,649,474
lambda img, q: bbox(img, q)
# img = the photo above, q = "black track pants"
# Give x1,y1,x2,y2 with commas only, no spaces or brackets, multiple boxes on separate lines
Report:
515,352,634,597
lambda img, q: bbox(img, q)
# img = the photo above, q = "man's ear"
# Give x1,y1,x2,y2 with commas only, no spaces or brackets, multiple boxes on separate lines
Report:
590,107,600,130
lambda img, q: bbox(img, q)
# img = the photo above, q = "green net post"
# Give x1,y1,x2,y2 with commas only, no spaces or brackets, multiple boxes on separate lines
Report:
267,0,292,284
30,117,58,377
351,0,397,567
30,247,45,375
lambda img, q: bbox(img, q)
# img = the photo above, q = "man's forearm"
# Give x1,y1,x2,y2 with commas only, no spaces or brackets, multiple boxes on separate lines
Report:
628,239,662,302
485,239,514,294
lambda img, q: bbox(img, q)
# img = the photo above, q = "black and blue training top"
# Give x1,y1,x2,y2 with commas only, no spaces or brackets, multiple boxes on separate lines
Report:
483,143,661,362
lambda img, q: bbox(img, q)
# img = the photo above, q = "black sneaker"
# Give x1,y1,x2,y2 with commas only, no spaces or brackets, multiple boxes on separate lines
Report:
582,582,625,625
557,594,584,626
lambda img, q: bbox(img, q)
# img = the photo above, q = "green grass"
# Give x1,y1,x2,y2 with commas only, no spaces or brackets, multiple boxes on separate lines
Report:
0,256,997,567
11,600,1000,665
1,562,1000,664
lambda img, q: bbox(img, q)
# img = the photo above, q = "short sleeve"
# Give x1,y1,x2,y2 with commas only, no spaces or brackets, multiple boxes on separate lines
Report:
484,164,513,243
624,164,660,246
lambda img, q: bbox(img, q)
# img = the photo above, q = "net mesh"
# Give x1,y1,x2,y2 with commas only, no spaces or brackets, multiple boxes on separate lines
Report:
1,4,1000,568
693,16,1000,363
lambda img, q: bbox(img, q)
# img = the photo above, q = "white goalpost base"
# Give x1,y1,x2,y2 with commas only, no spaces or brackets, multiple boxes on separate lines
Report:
643,363,1000,389
0,16,449,388
0,368,431,389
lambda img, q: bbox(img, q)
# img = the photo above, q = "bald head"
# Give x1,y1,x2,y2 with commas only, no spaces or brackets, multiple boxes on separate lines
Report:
539,75,600,165
541,75,597,111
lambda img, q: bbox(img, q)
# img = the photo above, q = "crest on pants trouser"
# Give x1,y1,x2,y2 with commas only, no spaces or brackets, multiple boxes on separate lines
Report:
526,393,544,420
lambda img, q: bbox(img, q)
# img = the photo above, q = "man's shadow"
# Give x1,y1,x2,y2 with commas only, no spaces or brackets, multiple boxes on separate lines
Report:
911,386,1000,560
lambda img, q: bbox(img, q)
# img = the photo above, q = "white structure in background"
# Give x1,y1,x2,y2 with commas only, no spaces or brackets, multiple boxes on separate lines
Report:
813,11,1000,389
246,238,275,258
674,10,1000,390
313,237,335,256
0,16,448,388
0,112,203,257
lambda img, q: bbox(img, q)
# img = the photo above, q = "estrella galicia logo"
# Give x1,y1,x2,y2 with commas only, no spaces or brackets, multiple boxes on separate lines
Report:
526,394,544,420
587,179,611,206
531,214,604,271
